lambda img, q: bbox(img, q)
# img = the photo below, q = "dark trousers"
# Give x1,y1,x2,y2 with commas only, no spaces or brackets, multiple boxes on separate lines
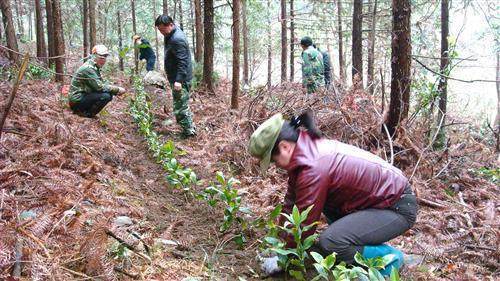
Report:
146,57,156,71
318,186,418,264
70,91,112,118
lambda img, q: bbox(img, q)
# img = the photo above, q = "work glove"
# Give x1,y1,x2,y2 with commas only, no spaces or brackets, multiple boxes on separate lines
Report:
260,255,283,277
116,86,126,95
173,82,182,91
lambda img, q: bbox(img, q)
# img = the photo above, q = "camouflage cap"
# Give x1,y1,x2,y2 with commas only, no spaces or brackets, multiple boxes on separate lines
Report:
248,113,284,173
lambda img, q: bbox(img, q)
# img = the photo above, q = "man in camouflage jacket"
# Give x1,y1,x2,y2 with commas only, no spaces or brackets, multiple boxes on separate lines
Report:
300,37,324,94
69,45,125,117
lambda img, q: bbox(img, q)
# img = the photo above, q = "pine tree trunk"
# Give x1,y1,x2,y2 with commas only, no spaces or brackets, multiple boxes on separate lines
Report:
495,50,500,152
35,0,47,63
190,0,195,57
163,0,168,14
13,0,23,36
242,0,249,85
154,0,160,70
352,0,363,86
367,0,378,95
434,0,449,149
88,0,96,48
179,0,184,30
289,0,294,82
194,0,203,63
0,14,3,44
117,10,124,71
82,0,89,58
385,0,412,137
231,0,240,109
0,0,19,61
45,0,55,66
267,0,271,89
51,0,65,82
280,0,287,83
203,0,215,92
131,0,138,74
337,0,345,83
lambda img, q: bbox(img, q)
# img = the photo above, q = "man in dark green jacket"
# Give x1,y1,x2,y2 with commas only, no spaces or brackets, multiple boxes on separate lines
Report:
133,35,156,71
69,45,125,117
155,15,196,138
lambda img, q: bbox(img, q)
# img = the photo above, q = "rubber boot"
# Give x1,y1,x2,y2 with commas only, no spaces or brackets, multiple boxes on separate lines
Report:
362,244,404,276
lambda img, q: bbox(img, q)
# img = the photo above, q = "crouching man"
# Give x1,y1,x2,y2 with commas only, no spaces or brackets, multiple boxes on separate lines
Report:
68,45,125,118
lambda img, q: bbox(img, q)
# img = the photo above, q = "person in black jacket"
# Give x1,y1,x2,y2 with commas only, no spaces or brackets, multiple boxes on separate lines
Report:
314,44,332,88
133,35,156,71
155,15,196,137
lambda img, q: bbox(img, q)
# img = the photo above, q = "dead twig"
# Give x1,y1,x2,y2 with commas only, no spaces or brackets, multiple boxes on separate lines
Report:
417,197,447,209
105,229,152,262
113,266,139,279
0,53,30,140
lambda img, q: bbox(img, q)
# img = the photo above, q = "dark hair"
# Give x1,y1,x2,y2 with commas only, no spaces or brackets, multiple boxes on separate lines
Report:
271,110,322,155
155,15,174,26
300,36,313,47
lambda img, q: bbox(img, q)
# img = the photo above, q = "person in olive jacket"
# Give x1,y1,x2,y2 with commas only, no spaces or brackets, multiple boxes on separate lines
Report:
249,111,418,277
155,15,196,138
68,45,125,117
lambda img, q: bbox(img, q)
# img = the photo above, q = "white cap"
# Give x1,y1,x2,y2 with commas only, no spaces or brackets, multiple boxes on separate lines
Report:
91,45,110,57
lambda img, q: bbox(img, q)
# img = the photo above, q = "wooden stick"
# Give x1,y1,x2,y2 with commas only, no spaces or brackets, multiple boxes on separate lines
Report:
105,229,151,262
113,266,139,279
417,197,447,209
0,53,30,140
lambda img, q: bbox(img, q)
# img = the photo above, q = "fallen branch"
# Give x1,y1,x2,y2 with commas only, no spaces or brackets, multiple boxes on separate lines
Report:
417,197,447,209
105,229,151,262
0,53,30,140
60,266,95,280
113,266,139,279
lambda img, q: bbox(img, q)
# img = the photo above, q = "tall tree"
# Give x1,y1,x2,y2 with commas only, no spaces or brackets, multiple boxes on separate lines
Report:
179,0,184,30
289,0,294,81
131,0,138,73
337,0,345,83
82,0,89,57
13,0,23,36
0,13,3,43
367,0,378,95
117,10,124,71
190,0,195,55
45,0,55,66
280,0,287,83
194,0,203,63
495,49,500,152
231,0,241,109
385,0,412,137
35,0,47,63
51,0,65,82
0,0,18,61
434,0,449,149
88,0,96,47
242,0,249,85
203,0,215,92
267,0,272,89
154,1,161,69
352,0,363,86
163,0,168,14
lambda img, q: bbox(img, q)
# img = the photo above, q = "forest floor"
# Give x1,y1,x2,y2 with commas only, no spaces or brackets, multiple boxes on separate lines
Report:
0,59,499,280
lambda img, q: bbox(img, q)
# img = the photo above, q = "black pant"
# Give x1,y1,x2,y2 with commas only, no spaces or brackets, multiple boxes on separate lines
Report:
146,57,156,71
70,91,112,118
318,186,418,263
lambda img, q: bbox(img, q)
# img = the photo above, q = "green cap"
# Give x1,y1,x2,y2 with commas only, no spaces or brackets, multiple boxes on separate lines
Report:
248,113,285,173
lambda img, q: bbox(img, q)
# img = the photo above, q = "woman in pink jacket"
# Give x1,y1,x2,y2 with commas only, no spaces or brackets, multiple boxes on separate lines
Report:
249,111,418,276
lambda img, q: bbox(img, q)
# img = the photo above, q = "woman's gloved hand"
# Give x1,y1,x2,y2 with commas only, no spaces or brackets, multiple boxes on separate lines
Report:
260,255,283,277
